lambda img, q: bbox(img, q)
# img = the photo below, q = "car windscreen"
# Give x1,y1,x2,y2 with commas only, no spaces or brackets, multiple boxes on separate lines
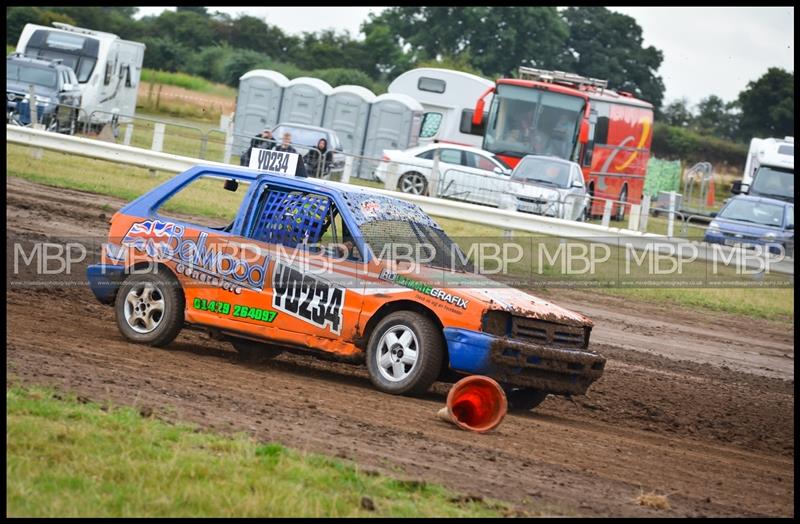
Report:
359,220,473,273
750,167,794,200
273,126,328,149
718,199,786,228
7,62,58,88
510,157,571,188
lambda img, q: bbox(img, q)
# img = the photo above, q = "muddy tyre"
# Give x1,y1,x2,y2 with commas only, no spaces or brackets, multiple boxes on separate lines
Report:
115,271,184,347
505,387,549,412
230,338,282,363
366,311,444,396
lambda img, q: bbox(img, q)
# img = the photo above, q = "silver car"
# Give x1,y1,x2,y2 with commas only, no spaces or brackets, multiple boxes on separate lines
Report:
499,155,588,221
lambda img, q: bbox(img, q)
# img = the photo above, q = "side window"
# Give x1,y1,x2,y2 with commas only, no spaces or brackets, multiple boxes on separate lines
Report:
459,109,487,136
419,112,443,138
439,148,462,165
124,65,133,87
156,175,251,230
572,167,585,188
249,187,333,249
465,152,497,171
104,61,112,85
415,149,435,160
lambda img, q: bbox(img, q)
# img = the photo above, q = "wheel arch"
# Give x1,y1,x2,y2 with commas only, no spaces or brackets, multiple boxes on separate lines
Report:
357,299,449,376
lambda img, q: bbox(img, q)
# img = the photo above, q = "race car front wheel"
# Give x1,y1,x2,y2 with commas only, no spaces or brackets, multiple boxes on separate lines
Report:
366,311,443,396
115,271,184,347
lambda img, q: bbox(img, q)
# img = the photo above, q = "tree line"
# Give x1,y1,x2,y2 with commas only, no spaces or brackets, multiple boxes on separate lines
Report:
6,6,794,144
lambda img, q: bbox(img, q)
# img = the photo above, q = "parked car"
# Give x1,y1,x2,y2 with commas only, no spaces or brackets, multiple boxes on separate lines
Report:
498,155,588,221
6,52,82,133
375,143,512,206
271,122,344,178
705,195,794,256
86,162,606,411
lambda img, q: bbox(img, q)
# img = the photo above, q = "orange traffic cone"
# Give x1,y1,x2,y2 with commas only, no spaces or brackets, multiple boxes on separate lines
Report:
437,375,508,433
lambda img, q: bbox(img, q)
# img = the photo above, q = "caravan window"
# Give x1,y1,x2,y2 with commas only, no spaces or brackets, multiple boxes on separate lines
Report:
104,61,113,85
418,77,446,94
420,112,443,138
45,32,86,51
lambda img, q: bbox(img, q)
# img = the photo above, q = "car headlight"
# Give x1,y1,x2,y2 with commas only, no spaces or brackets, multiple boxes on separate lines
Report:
761,232,777,241
706,222,721,234
34,96,53,105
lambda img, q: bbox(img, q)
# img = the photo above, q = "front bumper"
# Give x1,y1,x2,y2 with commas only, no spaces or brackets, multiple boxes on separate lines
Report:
445,327,606,395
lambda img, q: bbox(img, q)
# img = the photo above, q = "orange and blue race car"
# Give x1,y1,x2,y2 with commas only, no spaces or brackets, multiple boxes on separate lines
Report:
87,151,605,411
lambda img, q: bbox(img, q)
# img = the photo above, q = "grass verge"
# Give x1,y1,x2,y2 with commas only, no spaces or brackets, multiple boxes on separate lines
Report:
6,144,794,321
6,385,509,517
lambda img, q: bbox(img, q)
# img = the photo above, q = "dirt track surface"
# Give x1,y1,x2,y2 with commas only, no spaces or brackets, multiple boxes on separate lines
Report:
6,178,795,517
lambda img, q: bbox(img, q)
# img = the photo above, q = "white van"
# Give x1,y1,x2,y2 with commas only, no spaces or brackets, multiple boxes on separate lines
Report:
15,22,145,129
387,67,494,148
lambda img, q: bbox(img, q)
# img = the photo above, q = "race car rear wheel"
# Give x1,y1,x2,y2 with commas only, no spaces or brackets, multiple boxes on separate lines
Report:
366,311,443,396
230,338,283,363
504,387,549,412
115,271,184,347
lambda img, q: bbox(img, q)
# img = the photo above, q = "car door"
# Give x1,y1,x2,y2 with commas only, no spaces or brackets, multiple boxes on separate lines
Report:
437,148,472,200
231,181,365,343
465,151,513,206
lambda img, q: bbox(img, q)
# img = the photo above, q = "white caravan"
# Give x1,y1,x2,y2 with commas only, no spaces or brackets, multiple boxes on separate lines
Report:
16,22,145,128
387,67,494,148
736,136,794,202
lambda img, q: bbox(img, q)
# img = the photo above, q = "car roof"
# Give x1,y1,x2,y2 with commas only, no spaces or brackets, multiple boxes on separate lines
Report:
516,155,580,168
187,164,440,229
423,143,498,155
728,194,792,207
7,53,69,70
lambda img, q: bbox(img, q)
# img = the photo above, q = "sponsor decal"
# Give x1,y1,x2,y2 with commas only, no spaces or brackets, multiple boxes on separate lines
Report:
121,219,270,294
272,261,344,334
378,268,469,309
192,297,277,323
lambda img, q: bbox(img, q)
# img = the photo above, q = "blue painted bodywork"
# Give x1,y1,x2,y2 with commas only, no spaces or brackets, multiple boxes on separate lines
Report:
87,264,126,304
444,327,499,375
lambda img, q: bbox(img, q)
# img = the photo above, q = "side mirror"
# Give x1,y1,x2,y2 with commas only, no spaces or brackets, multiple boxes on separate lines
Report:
493,167,504,175
579,120,589,144
571,181,583,189
224,179,239,192
710,211,718,218
731,181,742,195
786,224,794,230
472,99,485,126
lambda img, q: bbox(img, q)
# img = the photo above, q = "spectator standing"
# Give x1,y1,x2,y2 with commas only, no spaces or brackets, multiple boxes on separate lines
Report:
304,138,334,178
240,129,276,166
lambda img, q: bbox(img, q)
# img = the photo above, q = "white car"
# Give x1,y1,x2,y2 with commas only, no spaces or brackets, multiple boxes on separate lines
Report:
375,143,512,207
499,156,589,221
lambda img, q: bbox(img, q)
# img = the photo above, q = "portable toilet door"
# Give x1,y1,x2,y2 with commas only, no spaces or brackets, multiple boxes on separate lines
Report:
361,93,424,179
234,69,289,156
279,77,332,126
322,85,376,154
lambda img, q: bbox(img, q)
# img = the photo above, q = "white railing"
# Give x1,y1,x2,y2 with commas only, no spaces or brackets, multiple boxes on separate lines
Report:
7,125,794,276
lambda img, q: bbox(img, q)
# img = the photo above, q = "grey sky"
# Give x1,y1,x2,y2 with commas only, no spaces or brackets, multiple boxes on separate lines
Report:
135,6,794,108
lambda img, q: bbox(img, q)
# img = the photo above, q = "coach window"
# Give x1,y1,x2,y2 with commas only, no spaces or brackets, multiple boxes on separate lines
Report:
583,102,609,168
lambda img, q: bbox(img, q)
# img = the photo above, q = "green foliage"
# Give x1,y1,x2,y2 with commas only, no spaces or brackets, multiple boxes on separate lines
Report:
692,95,739,141
140,36,192,72
561,7,665,109
736,67,794,140
6,6,76,43
416,54,485,78
311,68,378,92
651,122,748,169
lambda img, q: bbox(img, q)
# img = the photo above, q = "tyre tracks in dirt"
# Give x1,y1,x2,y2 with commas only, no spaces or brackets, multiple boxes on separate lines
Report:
5,177,795,516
